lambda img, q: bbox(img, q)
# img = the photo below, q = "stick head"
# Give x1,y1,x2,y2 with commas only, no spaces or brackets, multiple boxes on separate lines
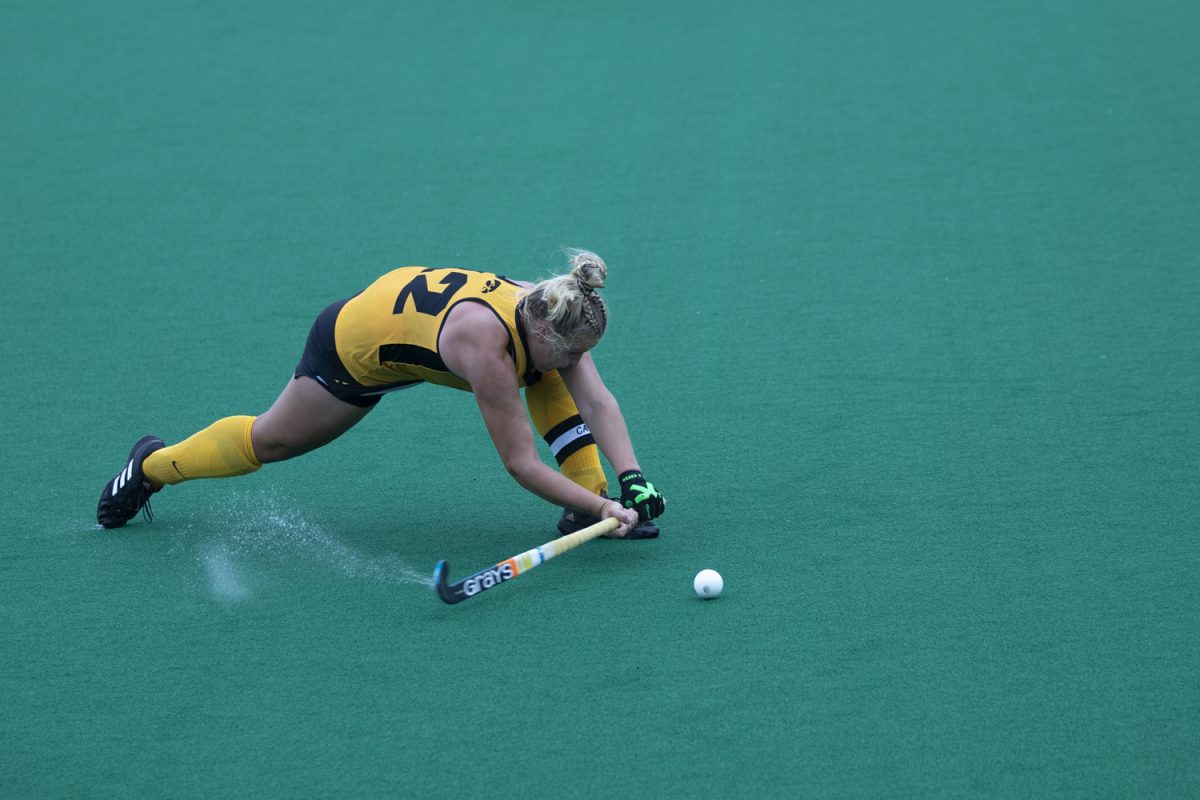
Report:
433,560,462,604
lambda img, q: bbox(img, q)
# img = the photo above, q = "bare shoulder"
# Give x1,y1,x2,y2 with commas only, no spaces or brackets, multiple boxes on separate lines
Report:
440,301,512,379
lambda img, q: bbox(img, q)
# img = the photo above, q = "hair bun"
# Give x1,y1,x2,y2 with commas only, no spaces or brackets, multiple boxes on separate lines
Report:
566,248,607,291
520,248,611,350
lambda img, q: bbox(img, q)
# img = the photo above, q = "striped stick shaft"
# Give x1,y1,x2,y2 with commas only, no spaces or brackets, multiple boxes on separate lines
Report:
433,516,619,604
501,516,618,577
541,516,618,562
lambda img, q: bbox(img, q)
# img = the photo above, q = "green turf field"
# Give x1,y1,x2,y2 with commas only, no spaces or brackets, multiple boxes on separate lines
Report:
3,0,1198,796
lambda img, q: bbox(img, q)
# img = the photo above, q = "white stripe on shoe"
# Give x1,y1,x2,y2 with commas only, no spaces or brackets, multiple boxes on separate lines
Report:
113,460,134,494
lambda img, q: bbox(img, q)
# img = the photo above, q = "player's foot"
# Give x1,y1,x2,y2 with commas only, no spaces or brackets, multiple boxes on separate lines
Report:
558,492,660,539
97,435,165,529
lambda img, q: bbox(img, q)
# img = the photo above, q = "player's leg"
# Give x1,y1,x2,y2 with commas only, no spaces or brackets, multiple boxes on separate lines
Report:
145,375,373,484
98,376,374,529
249,375,373,463
525,369,607,495
525,371,658,539
98,296,380,528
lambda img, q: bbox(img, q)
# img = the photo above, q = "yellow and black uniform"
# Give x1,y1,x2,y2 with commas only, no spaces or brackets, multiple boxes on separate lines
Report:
297,267,542,405
142,266,608,496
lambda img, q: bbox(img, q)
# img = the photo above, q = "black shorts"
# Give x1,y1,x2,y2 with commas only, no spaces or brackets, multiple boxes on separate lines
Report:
294,298,421,408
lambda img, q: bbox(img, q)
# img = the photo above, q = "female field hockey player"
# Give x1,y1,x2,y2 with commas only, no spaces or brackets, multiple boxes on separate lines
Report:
96,250,665,538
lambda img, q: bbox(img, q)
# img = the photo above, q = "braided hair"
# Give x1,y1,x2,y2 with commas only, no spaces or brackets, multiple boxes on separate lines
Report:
520,249,610,356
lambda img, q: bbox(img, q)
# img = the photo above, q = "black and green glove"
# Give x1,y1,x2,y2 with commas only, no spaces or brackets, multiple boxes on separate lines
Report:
618,470,665,522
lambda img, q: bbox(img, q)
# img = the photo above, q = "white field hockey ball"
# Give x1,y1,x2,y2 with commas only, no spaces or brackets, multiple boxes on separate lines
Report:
694,569,723,599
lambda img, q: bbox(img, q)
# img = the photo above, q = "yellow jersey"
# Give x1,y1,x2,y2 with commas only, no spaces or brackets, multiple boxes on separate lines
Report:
334,267,541,392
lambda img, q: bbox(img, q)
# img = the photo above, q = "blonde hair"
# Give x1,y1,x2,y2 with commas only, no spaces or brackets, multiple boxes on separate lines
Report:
520,248,609,355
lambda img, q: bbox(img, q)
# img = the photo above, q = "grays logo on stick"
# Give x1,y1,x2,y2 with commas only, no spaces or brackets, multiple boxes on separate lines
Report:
433,517,618,605
461,564,515,597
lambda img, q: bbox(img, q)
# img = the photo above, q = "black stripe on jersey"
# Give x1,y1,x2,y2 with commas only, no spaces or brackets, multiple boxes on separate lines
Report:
543,415,587,446
378,344,449,373
424,266,520,287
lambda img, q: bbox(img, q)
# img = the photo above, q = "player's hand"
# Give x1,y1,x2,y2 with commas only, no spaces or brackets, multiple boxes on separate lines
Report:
618,470,665,522
600,499,638,538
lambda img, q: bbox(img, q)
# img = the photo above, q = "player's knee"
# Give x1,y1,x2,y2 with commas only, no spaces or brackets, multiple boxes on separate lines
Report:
250,432,301,464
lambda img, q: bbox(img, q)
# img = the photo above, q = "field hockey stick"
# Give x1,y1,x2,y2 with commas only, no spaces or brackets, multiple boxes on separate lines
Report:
433,516,619,604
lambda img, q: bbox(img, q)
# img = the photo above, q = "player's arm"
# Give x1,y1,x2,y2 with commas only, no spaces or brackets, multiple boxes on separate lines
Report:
441,307,636,533
560,354,666,521
559,353,638,472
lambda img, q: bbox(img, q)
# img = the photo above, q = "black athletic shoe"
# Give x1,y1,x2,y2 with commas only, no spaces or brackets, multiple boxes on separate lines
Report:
557,492,660,539
97,435,165,529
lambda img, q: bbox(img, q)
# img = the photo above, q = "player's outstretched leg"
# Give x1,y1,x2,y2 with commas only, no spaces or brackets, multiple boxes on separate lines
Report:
96,377,372,529
97,435,166,528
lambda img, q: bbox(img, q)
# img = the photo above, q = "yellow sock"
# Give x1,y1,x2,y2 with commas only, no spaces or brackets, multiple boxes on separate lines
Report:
143,416,262,488
557,448,607,496
525,372,607,496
